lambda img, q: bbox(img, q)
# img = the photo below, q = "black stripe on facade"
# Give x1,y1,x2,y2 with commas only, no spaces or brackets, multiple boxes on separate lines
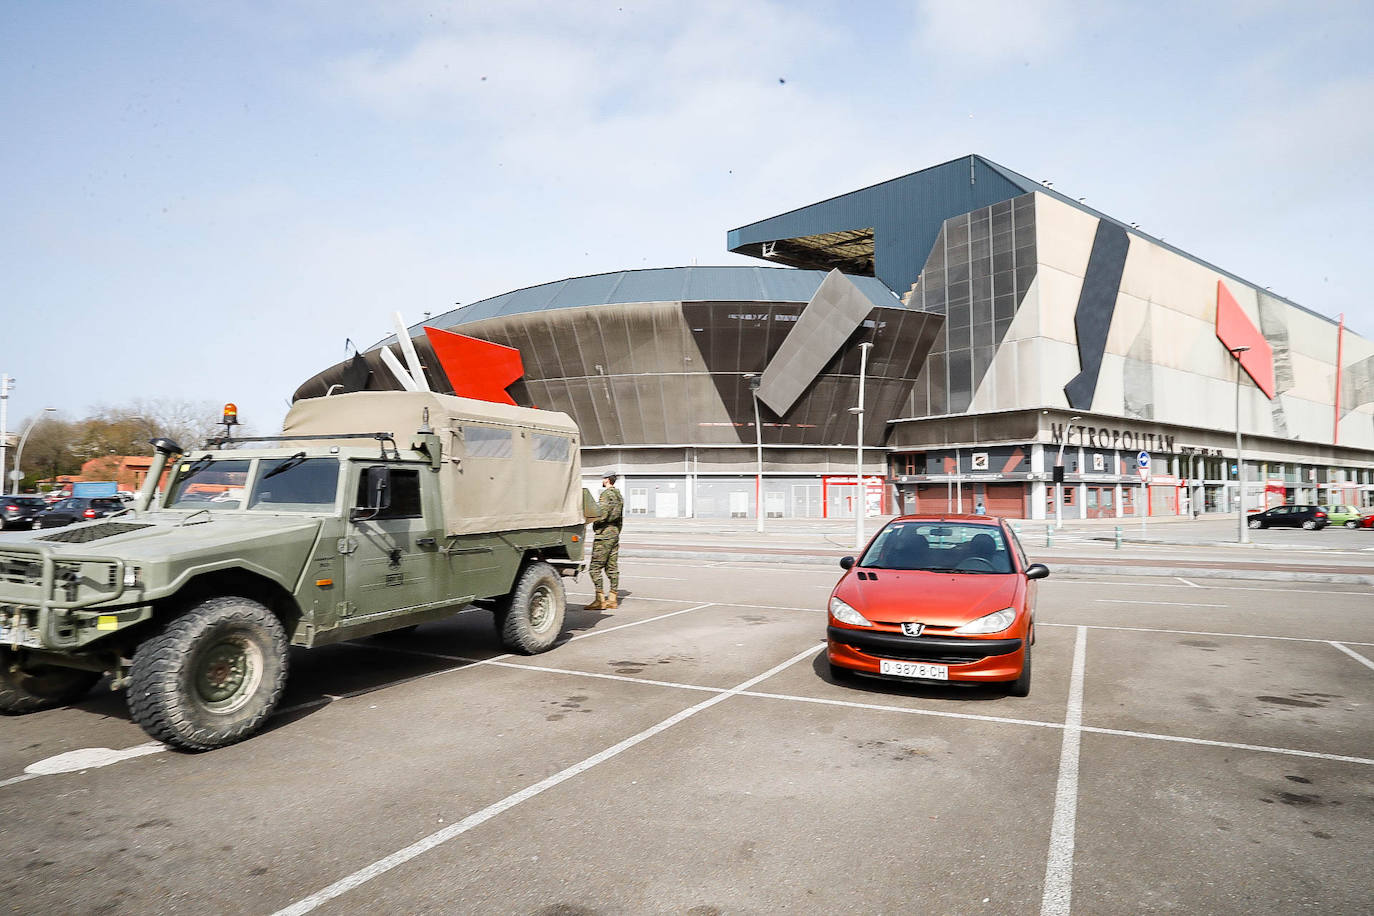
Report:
1064,222,1130,409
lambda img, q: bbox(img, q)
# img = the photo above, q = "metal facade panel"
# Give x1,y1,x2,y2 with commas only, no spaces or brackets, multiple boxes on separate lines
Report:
756,270,877,416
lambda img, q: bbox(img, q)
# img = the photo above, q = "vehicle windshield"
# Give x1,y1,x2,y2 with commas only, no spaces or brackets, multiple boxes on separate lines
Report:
166,458,251,509
246,458,339,511
859,521,1014,574
165,456,340,512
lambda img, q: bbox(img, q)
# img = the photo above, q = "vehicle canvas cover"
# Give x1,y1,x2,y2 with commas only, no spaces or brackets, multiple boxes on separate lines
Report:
280,391,584,537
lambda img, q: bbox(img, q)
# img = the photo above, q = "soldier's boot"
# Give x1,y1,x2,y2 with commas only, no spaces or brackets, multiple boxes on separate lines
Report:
604,591,619,609
585,591,606,610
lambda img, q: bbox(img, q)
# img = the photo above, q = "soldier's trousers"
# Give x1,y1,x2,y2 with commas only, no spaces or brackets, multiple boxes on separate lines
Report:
589,533,620,593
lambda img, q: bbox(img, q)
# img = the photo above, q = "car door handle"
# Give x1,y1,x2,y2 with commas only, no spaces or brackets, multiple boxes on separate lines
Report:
417,537,437,548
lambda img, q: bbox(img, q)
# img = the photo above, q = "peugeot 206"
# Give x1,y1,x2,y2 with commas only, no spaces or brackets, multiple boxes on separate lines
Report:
826,516,1049,696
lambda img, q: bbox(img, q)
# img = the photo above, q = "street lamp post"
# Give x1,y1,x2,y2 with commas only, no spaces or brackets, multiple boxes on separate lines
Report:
848,342,875,551
745,375,764,533
0,374,13,494
1230,345,1251,544
12,407,57,492
1055,415,1081,530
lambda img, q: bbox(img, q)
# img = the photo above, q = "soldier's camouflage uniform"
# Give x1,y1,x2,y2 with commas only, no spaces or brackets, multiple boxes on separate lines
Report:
589,484,623,596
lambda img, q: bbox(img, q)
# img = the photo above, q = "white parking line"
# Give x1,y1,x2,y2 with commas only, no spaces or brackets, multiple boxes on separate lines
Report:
1331,641,1374,671
1175,577,1202,588
1056,579,1374,596
1041,626,1086,916
1094,599,1226,607
270,644,824,916
1040,622,1374,646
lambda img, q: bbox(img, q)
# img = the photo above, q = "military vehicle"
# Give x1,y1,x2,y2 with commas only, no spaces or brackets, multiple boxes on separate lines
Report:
0,391,591,750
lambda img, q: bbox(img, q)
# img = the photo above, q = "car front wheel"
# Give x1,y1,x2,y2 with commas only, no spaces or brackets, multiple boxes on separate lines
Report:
1345,520,1359,529
127,596,288,751
498,562,567,655
1006,642,1031,697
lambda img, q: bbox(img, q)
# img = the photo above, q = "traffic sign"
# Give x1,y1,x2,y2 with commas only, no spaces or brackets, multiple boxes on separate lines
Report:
1137,450,1151,469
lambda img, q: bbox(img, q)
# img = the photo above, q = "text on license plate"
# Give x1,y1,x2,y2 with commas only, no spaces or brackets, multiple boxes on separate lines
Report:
879,659,948,680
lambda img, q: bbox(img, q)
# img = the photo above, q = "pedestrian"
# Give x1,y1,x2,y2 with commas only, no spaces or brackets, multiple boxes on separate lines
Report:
585,473,623,610
975,497,986,515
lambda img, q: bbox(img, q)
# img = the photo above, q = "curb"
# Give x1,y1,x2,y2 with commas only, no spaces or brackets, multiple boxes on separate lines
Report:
622,548,1374,586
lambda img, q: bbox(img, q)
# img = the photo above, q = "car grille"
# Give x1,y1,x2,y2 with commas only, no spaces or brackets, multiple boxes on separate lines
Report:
838,641,984,665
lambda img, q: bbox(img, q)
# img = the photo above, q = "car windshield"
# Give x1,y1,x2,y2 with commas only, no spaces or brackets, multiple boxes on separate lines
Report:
246,458,339,512
166,458,251,509
860,521,1014,574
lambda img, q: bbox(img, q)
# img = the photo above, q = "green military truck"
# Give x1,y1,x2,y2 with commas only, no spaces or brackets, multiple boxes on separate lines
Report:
0,391,591,750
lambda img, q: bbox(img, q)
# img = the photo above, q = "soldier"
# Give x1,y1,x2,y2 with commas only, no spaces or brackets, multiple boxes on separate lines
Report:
585,473,623,610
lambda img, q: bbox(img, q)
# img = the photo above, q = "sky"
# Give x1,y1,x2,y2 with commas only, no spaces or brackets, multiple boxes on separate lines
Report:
3,0,1372,437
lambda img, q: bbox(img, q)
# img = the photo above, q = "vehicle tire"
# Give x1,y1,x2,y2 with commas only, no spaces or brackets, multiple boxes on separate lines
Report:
1006,642,1032,697
127,596,288,751
1247,518,1263,529
1301,519,1317,530
1344,520,1358,529
498,562,566,655
828,662,858,684
0,650,102,714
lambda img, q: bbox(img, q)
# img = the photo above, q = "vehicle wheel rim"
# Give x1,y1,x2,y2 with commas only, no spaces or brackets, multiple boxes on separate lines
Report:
195,636,263,713
528,585,554,633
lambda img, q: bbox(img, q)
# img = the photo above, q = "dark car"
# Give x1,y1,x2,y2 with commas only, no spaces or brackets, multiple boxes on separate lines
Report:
37,497,129,528
1246,505,1328,530
2,495,49,529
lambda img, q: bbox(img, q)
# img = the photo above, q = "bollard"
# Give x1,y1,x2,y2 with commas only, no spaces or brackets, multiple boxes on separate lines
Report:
1045,526,1053,548
1114,526,1122,550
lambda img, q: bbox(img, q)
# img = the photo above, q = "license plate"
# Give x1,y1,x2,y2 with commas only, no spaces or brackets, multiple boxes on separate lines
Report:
879,659,948,680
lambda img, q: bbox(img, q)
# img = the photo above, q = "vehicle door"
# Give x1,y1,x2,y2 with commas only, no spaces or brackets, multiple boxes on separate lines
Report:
44,499,76,527
342,465,445,622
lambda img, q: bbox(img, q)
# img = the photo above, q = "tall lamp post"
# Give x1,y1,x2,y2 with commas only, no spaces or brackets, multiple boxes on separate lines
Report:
1055,415,1081,530
12,407,57,492
848,341,875,550
745,375,764,533
0,374,14,493
1230,345,1251,544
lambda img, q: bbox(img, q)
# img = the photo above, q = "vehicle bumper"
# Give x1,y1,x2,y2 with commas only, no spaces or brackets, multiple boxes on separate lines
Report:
827,625,1025,682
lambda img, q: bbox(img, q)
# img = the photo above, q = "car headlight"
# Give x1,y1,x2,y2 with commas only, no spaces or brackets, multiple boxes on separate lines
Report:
953,607,1016,635
829,596,873,628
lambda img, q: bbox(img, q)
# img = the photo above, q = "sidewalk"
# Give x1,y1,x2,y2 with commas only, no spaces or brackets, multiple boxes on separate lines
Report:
617,513,1374,585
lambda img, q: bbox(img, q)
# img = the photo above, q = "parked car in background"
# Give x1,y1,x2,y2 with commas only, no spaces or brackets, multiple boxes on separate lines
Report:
1,496,48,530
1246,505,1329,530
37,496,128,528
1320,505,1365,528
1357,513,1374,530
827,515,1049,696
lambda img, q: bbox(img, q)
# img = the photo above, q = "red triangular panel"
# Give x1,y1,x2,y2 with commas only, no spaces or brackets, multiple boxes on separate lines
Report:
1215,281,1276,399
424,327,524,405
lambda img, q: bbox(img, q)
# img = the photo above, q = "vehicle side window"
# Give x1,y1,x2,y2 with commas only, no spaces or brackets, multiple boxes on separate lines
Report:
355,468,422,519
1007,526,1028,570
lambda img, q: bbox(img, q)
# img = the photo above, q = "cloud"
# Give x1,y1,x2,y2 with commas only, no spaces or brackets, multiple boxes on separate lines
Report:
912,0,1092,68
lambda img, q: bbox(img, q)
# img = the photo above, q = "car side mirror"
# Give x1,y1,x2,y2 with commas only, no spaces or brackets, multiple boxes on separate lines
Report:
840,556,855,570
1025,563,1050,580
350,466,391,522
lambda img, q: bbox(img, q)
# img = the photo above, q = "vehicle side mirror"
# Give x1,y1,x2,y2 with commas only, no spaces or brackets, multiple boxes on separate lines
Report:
840,556,855,570
350,466,391,522
1025,563,1050,580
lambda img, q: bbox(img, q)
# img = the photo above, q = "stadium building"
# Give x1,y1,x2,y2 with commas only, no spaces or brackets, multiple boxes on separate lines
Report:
296,155,1374,521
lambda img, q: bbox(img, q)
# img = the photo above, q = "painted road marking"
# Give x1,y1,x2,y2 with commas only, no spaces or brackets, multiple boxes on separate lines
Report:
1175,577,1202,587
1041,625,1087,916
1094,599,1226,607
271,644,824,916
1039,622,1374,646
1331,641,1374,671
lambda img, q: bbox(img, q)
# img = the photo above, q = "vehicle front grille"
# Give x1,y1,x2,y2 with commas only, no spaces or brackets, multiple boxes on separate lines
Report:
0,554,42,586
36,522,152,544
839,642,984,665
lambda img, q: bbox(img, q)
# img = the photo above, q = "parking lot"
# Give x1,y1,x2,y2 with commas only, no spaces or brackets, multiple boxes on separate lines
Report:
1,553,1372,915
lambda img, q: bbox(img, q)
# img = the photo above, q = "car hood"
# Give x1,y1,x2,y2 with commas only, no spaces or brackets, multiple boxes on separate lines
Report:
10,511,324,561
835,570,1021,626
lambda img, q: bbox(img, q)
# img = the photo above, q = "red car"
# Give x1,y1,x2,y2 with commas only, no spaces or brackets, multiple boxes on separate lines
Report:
1359,513,1374,529
827,515,1049,696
